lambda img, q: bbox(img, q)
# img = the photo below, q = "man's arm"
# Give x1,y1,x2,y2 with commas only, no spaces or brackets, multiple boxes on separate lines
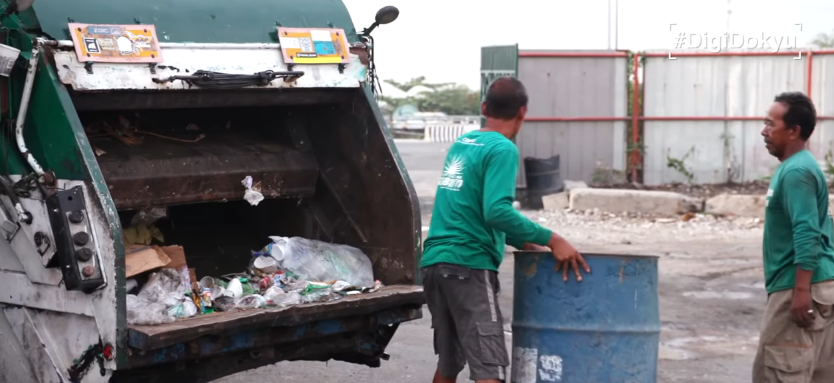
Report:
482,145,552,246
783,168,823,274
783,168,822,327
506,235,526,250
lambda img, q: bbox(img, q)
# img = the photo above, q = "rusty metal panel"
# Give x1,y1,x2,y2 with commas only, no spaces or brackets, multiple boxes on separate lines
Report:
516,52,627,186
642,53,805,185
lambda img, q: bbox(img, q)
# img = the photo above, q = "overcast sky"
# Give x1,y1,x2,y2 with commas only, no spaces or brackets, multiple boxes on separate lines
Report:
343,0,834,90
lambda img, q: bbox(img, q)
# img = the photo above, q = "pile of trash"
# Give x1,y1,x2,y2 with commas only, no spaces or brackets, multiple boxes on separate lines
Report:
126,235,382,326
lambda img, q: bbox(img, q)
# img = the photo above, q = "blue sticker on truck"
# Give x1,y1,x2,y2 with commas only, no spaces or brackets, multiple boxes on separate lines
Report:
314,41,335,55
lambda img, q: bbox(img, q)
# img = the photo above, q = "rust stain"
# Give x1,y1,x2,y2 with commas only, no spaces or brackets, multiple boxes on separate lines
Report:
618,259,631,284
523,255,540,277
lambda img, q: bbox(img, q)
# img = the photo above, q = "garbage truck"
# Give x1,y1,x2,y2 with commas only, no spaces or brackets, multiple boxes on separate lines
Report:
0,1,426,382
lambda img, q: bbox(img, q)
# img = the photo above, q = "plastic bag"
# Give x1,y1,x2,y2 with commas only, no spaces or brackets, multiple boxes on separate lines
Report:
235,294,268,310
138,268,187,303
214,296,237,312
262,236,374,288
130,207,168,226
241,176,264,206
176,267,192,294
273,290,302,307
167,298,198,319
263,286,285,303
127,294,175,325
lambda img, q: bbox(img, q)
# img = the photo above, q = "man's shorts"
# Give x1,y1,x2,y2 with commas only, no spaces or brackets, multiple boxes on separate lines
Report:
422,263,509,381
752,280,834,382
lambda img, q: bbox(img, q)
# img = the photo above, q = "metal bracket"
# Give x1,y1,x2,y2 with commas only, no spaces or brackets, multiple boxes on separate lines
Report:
1,219,18,241
148,63,157,75
84,62,93,74
287,63,295,72
338,63,346,74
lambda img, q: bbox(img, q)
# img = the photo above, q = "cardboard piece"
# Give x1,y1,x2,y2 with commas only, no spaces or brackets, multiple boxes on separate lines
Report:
160,246,187,269
189,268,198,290
125,245,171,278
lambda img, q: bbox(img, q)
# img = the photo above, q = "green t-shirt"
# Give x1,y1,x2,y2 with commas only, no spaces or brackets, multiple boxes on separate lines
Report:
421,130,553,271
763,149,834,294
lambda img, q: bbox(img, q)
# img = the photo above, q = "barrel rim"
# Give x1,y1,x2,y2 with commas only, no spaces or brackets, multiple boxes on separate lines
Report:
513,251,660,260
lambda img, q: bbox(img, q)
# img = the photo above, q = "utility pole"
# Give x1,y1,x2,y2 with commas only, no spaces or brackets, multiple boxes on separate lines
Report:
614,0,619,50
607,0,612,49
726,0,731,33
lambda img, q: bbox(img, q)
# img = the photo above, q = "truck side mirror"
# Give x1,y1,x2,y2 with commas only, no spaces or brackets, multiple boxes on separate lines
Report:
374,6,399,25
362,5,399,36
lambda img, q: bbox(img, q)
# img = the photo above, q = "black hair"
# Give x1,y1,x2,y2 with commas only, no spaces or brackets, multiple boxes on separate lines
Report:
774,91,816,140
484,77,528,120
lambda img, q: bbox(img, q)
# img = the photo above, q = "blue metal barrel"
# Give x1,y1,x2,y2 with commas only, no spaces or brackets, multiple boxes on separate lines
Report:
511,252,660,383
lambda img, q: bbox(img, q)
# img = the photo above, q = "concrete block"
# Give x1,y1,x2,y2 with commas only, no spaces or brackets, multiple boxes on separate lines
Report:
542,192,569,211
539,180,588,211
705,194,766,219
564,180,589,192
569,188,703,215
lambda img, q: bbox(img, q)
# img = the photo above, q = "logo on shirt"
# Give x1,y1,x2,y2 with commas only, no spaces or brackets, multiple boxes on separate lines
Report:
438,155,465,191
459,137,484,146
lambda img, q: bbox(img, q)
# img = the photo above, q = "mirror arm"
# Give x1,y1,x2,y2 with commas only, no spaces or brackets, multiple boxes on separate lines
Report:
361,22,379,37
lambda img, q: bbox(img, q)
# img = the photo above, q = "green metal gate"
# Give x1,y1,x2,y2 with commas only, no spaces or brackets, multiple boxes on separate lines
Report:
479,44,519,128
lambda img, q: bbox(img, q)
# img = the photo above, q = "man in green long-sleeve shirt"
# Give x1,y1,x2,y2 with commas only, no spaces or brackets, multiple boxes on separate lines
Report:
753,91,834,382
420,77,589,383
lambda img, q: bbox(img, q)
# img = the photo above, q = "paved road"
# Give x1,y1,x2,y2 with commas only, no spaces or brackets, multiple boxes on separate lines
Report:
393,139,452,211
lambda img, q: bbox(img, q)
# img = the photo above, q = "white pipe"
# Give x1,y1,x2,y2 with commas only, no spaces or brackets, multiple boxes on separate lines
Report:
16,40,45,176
55,40,283,50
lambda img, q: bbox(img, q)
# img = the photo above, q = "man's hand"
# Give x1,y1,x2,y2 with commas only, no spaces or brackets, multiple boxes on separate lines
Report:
547,234,590,282
791,287,815,328
791,267,816,328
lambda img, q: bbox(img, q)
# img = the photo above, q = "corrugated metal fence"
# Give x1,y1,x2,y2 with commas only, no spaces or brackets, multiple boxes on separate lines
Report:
515,50,628,188
483,47,834,186
642,50,834,185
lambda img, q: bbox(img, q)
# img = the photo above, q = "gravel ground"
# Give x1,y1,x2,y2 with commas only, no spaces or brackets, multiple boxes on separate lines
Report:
218,208,767,383
526,208,763,244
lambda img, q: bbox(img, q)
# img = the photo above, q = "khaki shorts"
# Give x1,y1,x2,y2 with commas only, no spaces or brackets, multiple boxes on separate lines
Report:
752,280,834,382
422,263,509,381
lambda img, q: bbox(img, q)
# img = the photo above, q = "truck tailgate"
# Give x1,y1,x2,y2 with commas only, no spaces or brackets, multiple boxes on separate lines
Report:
127,285,424,351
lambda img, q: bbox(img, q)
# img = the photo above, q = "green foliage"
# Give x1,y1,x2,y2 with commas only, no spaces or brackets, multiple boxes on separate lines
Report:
380,77,480,116
824,143,834,187
812,30,834,48
666,146,696,183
